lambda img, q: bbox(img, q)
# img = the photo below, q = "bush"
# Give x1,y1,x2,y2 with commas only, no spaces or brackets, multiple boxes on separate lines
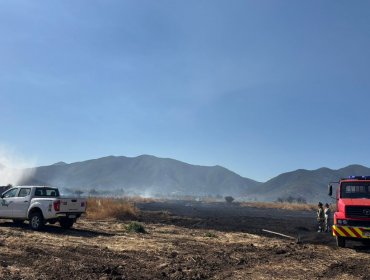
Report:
204,232,217,238
126,222,146,233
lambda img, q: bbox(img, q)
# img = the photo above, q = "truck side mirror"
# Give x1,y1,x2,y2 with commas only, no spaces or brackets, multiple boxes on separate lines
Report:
328,185,333,196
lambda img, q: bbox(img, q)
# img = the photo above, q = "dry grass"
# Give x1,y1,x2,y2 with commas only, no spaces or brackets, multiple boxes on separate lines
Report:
86,198,138,220
122,196,160,203
240,201,317,211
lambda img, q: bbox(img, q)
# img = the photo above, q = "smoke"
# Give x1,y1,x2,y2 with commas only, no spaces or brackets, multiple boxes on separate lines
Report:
0,145,36,186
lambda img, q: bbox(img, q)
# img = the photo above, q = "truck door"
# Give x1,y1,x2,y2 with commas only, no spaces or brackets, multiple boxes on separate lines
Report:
0,188,19,218
11,188,31,218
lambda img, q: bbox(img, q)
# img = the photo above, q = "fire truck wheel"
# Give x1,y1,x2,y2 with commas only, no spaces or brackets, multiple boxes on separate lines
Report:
336,236,345,248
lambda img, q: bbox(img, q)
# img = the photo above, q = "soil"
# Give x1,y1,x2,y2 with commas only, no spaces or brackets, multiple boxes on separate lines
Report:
1,200,370,279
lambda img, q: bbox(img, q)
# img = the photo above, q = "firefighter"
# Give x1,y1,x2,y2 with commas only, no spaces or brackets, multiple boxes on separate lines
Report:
324,203,331,233
317,202,325,232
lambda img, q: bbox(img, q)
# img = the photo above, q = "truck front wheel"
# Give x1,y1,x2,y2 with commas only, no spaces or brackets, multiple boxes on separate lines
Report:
59,218,74,229
29,212,44,230
336,236,346,248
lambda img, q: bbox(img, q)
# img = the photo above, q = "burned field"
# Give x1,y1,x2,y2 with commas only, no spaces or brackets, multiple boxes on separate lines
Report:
1,201,370,280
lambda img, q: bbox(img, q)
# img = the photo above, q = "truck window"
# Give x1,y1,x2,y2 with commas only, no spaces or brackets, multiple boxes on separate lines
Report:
34,188,59,197
341,182,370,199
2,188,18,198
18,188,31,197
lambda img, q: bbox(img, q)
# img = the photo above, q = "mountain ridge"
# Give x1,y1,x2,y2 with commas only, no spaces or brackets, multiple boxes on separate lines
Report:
12,155,370,203
20,155,261,197
247,164,370,202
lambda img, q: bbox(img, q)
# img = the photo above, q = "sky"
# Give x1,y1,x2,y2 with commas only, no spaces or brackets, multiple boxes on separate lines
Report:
1,1,370,182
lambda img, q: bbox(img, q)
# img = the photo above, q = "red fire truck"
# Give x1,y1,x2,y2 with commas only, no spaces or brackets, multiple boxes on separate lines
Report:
328,176,370,247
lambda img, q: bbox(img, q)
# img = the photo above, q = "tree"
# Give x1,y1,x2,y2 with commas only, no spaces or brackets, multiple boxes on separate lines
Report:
296,197,307,204
224,196,235,204
74,190,84,196
286,196,294,203
89,189,99,196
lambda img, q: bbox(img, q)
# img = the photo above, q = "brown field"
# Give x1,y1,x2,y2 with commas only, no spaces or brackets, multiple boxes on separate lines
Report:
0,199,369,279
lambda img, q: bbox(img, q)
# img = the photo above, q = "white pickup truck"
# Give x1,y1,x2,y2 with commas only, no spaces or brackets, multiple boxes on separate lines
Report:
0,186,87,230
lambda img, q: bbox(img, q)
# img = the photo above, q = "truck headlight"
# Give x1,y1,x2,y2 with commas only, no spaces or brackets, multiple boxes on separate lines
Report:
337,219,348,225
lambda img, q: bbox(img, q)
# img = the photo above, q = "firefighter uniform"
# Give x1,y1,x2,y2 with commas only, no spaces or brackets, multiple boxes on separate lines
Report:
317,202,325,232
324,203,331,232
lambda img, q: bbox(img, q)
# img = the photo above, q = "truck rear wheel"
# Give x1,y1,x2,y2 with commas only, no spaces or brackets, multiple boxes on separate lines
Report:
59,218,74,229
29,212,44,230
336,236,346,248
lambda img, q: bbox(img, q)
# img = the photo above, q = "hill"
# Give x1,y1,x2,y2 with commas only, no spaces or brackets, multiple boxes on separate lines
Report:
21,155,261,197
247,164,370,203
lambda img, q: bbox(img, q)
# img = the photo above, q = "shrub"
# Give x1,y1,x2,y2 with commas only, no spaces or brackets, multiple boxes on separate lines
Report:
204,232,217,238
126,221,146,233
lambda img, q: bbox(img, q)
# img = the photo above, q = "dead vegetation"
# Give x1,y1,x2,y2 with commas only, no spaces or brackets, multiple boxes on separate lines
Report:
86,198,138,220
122,196,159,203
240,201,317,211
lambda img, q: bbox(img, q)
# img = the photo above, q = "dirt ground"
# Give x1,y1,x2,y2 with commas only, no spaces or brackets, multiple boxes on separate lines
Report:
1,201,370,280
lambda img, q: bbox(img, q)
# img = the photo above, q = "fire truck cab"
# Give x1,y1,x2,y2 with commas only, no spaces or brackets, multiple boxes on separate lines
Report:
328,176,370,248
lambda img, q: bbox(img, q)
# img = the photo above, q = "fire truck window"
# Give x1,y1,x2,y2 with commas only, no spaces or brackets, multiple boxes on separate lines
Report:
342,183,370,198
345,185,369,193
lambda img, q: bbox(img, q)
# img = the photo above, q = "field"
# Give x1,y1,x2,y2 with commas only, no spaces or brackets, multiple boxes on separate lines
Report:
0,200,370,279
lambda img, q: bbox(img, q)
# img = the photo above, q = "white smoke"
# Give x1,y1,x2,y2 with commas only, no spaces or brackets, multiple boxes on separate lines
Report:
0,145,36,186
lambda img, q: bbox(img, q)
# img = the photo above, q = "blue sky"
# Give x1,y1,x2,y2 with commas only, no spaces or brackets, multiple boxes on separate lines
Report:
1,1,370,181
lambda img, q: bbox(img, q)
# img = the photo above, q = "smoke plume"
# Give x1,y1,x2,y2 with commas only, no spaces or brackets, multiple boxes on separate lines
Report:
0,145,36,186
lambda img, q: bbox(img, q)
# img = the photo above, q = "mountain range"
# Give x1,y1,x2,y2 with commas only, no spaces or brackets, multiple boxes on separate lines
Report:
10,155,370,203
20,155,260,197
247,165,370,203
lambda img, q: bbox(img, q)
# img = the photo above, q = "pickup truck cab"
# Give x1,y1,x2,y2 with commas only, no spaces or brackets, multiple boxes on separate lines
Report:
0,186,87,230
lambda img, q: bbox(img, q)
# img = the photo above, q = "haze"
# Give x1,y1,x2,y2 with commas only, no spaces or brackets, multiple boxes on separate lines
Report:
1,1,370,181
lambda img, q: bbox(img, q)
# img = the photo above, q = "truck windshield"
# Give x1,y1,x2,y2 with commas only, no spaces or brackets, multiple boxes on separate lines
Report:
34,188,59,197
341,182,370,199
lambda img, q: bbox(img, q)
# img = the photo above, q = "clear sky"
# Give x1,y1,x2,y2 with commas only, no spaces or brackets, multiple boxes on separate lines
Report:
1,0,370,182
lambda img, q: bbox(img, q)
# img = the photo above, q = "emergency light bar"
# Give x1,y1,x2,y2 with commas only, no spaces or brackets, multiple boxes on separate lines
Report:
343,176,370,180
